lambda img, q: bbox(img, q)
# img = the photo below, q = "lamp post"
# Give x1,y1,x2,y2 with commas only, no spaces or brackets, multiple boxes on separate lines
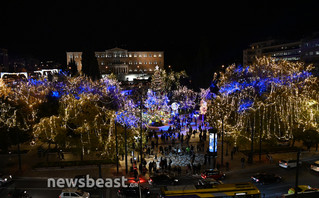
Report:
194,113,199,130
138,85,144,165
115,121,119,174
221,115,224,166
124,125,128,175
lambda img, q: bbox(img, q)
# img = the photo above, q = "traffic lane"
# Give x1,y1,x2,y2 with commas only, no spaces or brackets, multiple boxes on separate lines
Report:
223,164,319,197
1,178,115,198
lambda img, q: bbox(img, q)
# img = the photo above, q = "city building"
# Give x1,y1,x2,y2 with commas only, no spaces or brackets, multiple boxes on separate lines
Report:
243,36,319,74
0,48,9,71
66,48,164,78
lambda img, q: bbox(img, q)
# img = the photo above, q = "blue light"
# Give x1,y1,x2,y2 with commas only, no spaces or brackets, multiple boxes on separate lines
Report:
238,100,254,112
51,91,60,98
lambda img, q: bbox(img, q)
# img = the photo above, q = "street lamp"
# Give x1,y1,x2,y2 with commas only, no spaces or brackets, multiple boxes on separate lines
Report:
194,113,199,130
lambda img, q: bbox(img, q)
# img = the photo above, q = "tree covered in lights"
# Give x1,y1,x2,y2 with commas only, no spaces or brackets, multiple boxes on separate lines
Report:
151,68,188,93
144,89,171,126
207,57,319,149
172,86,197,113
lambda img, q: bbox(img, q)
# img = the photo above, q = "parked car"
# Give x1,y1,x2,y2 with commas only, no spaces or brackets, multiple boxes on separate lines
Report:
8,189,32,198
117,185,151,198
201,169,225,180
148,174,178,186
279,159,302,169
0,173,13,187
310,160,319,172
251,173,282,185
197,178,223,188
288,185,318,194
59,188,90,198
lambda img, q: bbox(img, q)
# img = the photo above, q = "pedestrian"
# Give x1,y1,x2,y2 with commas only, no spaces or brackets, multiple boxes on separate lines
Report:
226,162,229,171
149,162,153,174
241,157,245,168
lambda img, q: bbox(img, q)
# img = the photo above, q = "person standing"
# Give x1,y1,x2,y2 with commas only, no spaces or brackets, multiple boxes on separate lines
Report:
241,157,245,168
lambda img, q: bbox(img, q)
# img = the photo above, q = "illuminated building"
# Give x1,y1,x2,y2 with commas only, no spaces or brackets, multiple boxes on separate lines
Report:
0,48,9,71
66,48,164,75
243,36,319,74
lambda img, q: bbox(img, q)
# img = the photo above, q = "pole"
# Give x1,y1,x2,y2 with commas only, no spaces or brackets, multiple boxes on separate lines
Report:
250,115,254,164
17,130,21,171
125,125,128,175
140,92,143,164
259,107,263,162
115,121,119,174
221,116,224,166
294,149,301,197
98,163,104,198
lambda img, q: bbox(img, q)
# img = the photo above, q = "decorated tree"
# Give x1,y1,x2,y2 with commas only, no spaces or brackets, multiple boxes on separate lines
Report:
207,57,319,149
172,86,197,113
144,89,171,126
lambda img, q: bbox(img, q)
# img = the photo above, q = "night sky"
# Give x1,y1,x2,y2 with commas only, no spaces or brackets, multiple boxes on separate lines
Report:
1,1,319,89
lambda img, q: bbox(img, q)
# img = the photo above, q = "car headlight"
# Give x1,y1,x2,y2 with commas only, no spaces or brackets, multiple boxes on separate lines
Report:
4,178,7,182
9,175,12,179
174,179,179,182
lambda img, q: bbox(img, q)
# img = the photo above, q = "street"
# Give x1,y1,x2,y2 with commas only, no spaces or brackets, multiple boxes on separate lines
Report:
1,155,319,198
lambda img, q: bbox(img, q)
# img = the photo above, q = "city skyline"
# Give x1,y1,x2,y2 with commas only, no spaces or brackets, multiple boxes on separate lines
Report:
1,1,319,88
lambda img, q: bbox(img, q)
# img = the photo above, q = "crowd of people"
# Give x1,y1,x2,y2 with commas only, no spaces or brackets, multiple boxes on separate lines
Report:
130,114,210,177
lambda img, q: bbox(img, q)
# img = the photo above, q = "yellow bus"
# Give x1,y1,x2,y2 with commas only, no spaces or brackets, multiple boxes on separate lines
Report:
160,182,261,198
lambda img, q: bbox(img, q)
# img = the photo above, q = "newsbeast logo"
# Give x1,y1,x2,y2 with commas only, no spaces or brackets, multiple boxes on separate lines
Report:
47,175,128,188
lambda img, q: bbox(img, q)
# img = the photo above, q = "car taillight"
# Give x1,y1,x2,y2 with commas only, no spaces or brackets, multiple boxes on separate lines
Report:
256,179,259,182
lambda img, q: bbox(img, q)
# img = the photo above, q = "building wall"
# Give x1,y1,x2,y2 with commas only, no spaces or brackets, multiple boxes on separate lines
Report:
66,52,83,72
243,40,301,66
66,48,164,74
0,48,9,71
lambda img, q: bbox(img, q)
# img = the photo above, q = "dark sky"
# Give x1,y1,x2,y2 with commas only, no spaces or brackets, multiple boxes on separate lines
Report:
1,0,319,88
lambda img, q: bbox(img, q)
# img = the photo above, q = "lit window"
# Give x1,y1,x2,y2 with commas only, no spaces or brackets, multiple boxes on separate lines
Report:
69,55,73,58
316,51,319,55
129,61,132,65
101,62,104,65
154,54,157,57
139,54,142,57
134,61,138,64
158,53,162,57
149,69,152,71
139,61,142,64
134,54,137,57
144,54,147,57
